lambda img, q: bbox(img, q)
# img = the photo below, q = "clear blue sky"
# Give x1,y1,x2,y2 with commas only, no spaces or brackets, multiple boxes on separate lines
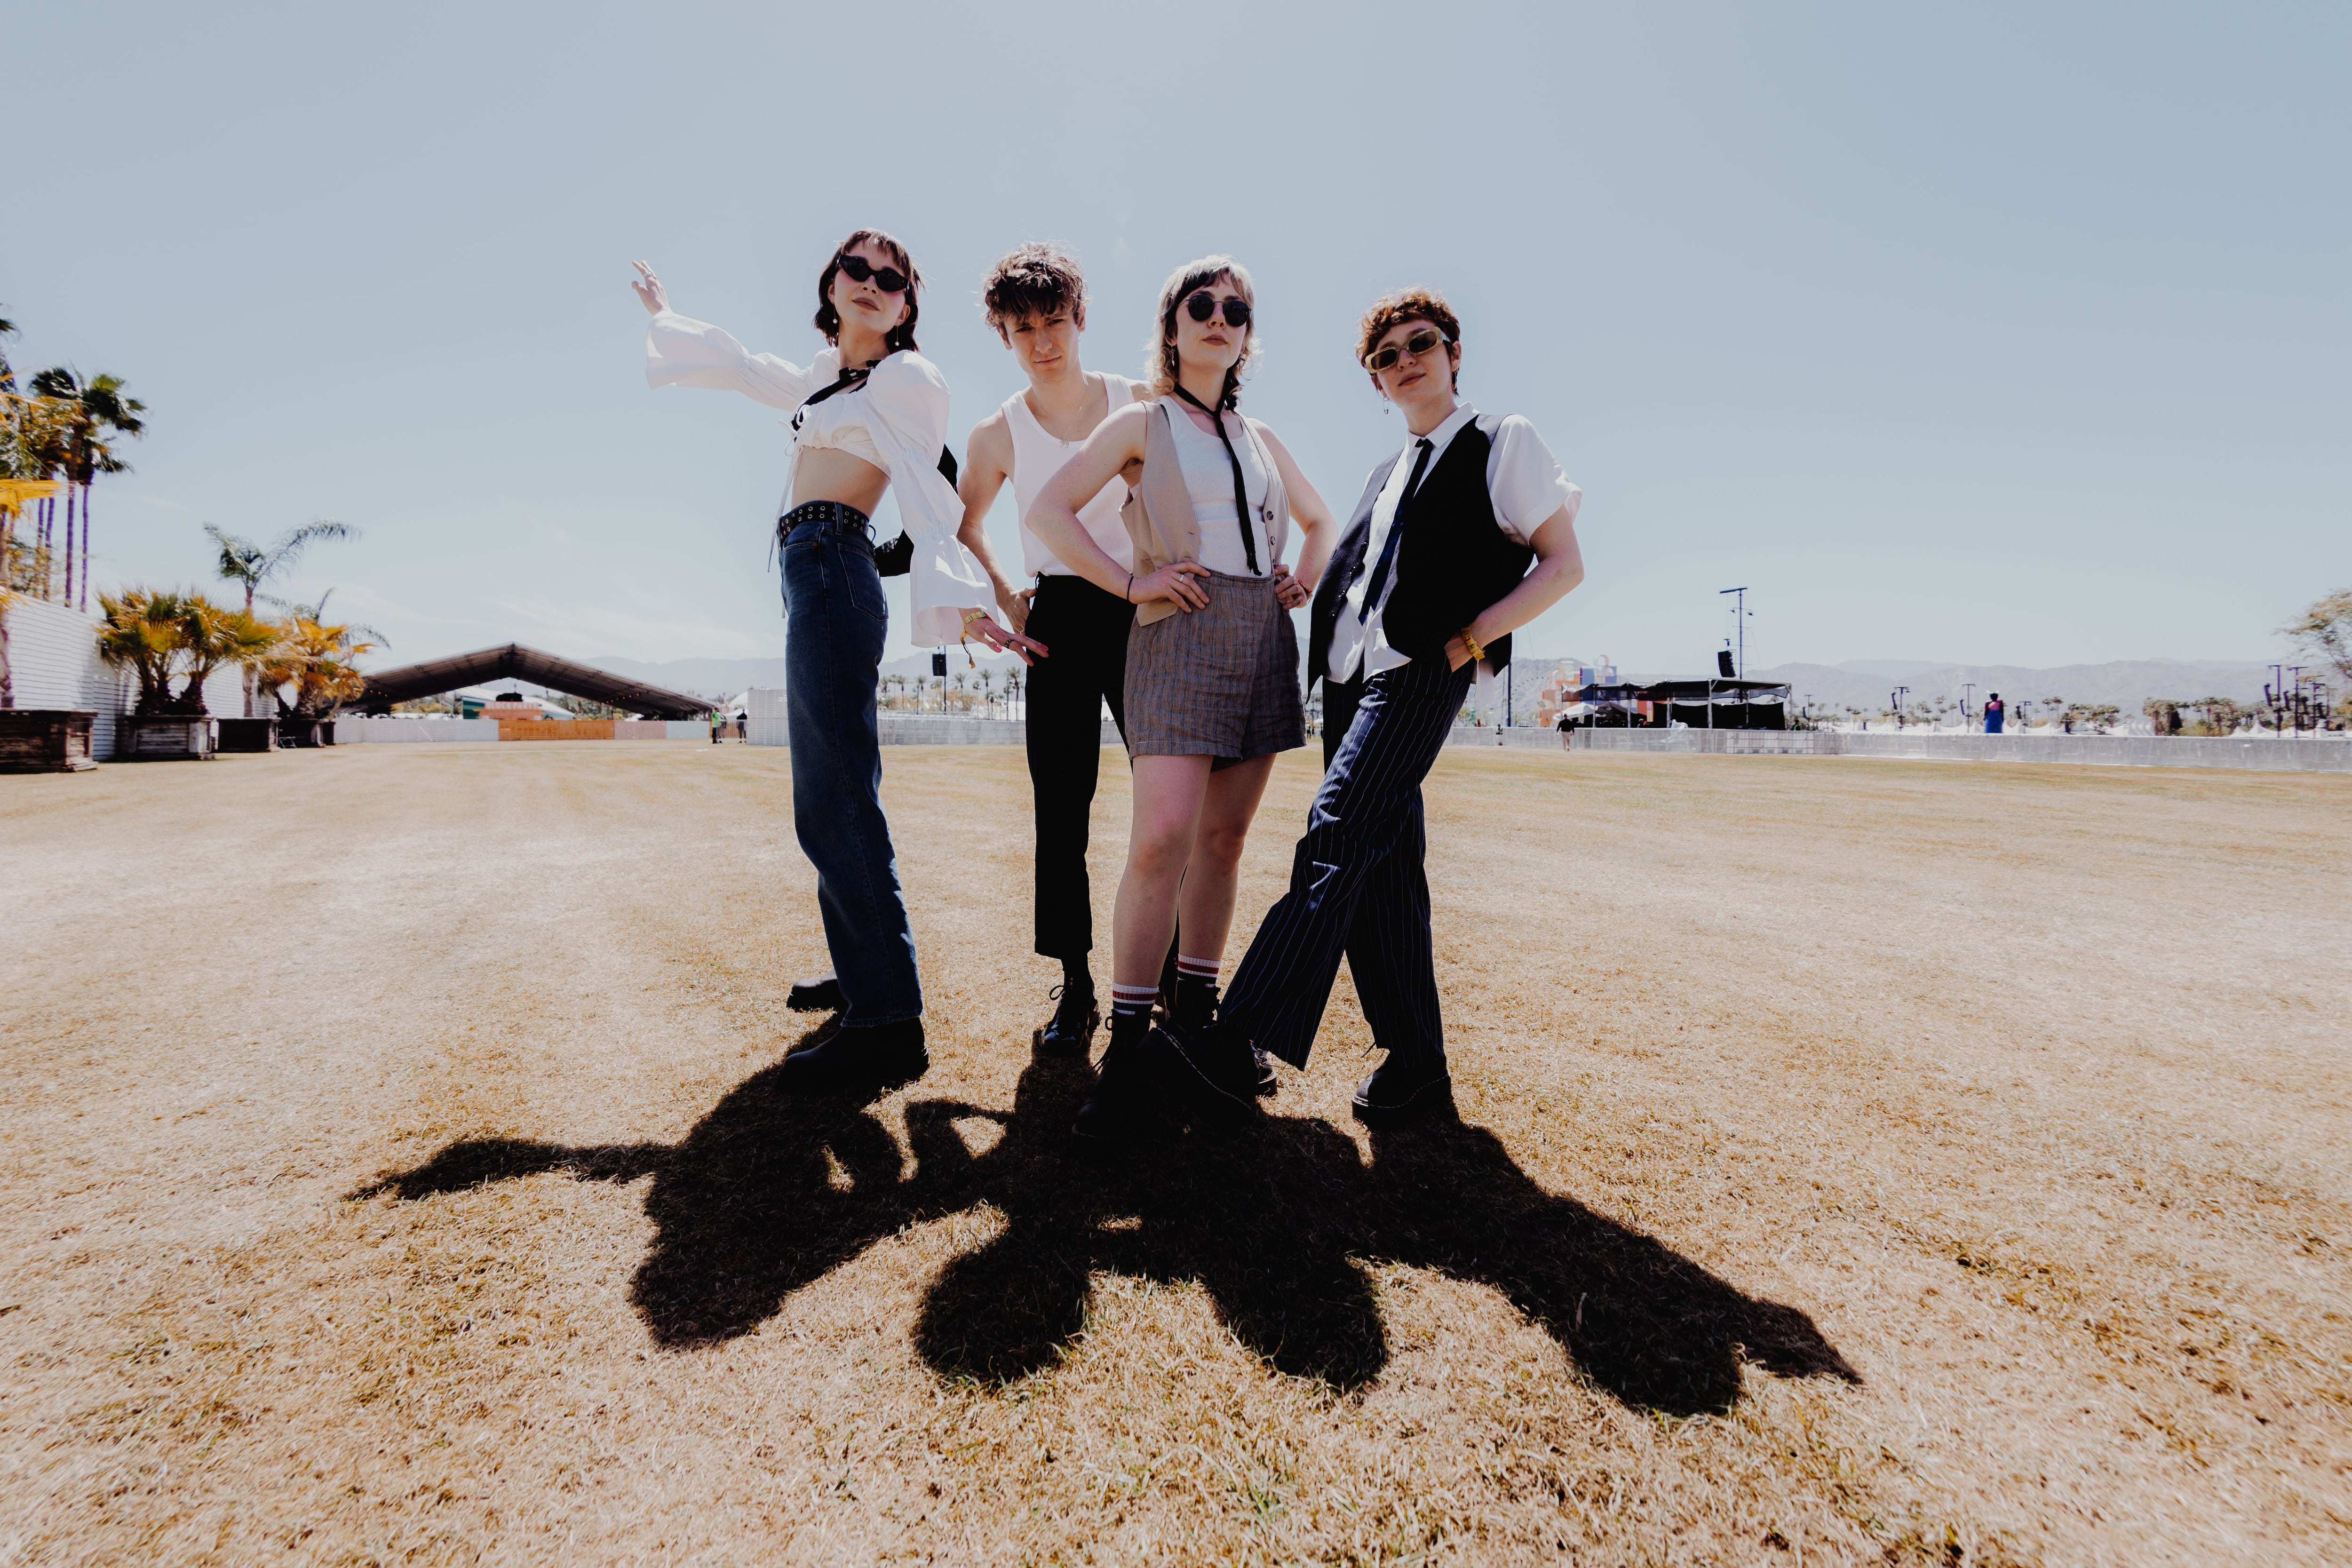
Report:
8,1,2345,674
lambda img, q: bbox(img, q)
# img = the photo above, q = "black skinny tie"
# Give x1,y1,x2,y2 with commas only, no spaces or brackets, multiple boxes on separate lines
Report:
1358,438,1433,622
1173,385,1263,575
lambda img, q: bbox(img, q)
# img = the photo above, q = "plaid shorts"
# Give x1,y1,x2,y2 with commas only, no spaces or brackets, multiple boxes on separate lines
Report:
1123,569,1304,766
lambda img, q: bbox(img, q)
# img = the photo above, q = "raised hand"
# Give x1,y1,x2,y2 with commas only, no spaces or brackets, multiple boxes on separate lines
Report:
630,260,669,316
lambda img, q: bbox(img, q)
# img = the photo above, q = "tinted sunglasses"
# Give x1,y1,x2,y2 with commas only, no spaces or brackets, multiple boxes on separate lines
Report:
1364,326,1452,374
1184,292,1252,328
836,254,911,294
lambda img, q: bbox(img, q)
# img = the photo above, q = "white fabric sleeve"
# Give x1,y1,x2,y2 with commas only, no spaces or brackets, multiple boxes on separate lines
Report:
1485,414,1583,545
864,353,990,645
643,310,823,411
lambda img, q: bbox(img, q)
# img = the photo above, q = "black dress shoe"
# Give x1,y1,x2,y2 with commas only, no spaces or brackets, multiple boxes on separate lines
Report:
1154,1021,1262,1120
1033,984,1100,1058
779,1019,927,1096
1350,1053,1454,1129
786,973,845,1013
1073,1029,1149,1142
1253,1047,1279,1098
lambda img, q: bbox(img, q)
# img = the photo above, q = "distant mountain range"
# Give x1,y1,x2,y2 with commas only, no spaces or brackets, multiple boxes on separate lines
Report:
593,652,2283,715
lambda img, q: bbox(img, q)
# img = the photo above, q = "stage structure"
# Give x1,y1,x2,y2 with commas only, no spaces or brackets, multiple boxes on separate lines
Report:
1639,678,1792,731
353,644,714,719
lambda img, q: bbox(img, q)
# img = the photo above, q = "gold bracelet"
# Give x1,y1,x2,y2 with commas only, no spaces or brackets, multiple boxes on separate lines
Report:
1458,627,1485,665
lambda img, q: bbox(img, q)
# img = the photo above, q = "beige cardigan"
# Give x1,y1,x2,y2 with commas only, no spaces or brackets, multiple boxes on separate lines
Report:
1120,398,1292,627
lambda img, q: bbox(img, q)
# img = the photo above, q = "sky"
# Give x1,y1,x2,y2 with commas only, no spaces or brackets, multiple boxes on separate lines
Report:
6,0,2346,677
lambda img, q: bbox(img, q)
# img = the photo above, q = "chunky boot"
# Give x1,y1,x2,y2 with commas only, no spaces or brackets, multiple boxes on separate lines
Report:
1033,982,1101,1058
786,973,845,1013
779,1019,928,1097
1349,1052,1455,1129
1173,976,1219,1032
1156,1020,1263,1121
1073,1016,1152,1142
1253,1048,1279,1098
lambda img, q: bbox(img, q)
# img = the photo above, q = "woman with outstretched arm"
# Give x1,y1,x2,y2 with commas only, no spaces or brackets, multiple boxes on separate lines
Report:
633,232,1040,1097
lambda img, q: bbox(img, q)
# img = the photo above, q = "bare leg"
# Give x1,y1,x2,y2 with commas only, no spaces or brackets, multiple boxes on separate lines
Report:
1173,755,1277,963
1113,756,1213,991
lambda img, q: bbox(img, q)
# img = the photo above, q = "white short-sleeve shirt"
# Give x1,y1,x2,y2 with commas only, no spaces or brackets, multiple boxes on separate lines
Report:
1326,404,1581,684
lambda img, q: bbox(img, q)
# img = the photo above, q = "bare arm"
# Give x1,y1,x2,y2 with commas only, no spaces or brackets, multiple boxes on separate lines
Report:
1448,505,1586,669
1253,423,1337,609
955,412,1029,633
1026,403,1209,611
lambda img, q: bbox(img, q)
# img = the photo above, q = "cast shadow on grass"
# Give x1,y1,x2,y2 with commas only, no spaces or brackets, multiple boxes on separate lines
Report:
354,1046,1854,1417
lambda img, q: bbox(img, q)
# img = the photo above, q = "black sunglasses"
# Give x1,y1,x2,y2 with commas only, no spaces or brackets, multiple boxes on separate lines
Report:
1364,326,1452,373
1184,291,1252,328
836,254,910,294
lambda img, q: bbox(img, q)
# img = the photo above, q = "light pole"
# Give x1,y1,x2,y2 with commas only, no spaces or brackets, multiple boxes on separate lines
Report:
1891,685,1910,731
1718,586,1750,677
1961,682,1976,729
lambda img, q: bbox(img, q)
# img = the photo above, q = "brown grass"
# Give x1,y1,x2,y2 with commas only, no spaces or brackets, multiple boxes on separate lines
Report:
3,742,2347,1565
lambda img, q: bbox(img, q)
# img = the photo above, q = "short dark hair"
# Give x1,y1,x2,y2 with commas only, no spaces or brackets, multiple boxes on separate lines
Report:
1357,287,1461,392
982,242,1086,330
814,228,921,354
1151,255,1258,407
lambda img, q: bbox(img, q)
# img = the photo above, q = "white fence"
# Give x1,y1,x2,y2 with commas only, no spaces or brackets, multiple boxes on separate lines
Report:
3,596,243,759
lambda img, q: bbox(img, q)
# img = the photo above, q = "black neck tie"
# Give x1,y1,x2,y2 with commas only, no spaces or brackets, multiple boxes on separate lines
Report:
1358,438,1433,623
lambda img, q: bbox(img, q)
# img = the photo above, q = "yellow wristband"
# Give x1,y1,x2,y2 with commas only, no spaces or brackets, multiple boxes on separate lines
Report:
1459,627,1485,664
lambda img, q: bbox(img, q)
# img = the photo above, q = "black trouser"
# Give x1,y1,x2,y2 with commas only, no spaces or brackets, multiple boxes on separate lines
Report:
1224,657,1473,1068
1025,574,1135,961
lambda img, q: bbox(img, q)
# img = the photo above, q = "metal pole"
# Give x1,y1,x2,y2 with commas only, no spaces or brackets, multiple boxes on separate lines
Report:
1718,587,1749,677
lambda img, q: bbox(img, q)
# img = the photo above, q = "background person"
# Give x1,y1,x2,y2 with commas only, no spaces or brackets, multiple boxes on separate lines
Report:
1027,255,1338,1138
1209,287,1586,1128
634,234,1040,1096
1985,692,2005,733
951,244,1149,1059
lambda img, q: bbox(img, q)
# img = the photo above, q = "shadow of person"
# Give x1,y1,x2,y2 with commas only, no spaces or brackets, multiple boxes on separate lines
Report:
910,1059,1386,1388
1359,1120,1859,1417
358,1046,1853,1415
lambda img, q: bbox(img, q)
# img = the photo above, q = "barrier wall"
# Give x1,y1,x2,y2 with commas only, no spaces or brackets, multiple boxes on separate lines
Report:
335,717,502,743
1562,728,2352,773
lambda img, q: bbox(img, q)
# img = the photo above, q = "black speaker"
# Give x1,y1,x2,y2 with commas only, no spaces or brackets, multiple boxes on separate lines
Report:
1716,650,1736,678
932,652,947,677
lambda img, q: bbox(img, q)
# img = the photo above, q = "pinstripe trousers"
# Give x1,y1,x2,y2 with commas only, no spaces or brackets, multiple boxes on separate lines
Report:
1221,656,1475,1070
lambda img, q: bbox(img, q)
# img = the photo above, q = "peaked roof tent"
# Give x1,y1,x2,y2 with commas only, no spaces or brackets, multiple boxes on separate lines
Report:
354,644,714,719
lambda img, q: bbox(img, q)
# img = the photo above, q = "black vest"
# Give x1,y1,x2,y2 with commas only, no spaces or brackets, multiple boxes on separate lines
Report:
1306,416,1534,690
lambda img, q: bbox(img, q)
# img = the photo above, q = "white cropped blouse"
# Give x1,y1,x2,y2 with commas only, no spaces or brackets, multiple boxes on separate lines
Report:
643,309,988,646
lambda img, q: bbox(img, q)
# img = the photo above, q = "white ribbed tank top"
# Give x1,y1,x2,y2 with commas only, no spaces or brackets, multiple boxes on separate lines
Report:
1008,373,1142,578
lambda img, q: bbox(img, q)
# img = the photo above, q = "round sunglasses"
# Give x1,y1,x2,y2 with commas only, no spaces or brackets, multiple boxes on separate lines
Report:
836,254,911,294
1364,326,1452,373
1184,291,1252,328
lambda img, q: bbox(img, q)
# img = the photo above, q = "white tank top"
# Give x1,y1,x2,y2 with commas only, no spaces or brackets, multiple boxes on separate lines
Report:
1161,396,1273,578
1009,374,1142,577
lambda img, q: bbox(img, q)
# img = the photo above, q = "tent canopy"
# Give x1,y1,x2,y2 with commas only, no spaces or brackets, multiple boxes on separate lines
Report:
355,644,714,718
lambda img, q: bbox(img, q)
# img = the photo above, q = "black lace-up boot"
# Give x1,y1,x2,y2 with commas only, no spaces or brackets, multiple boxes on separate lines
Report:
1156,1019,1263,1121
786,973,844,1012
1033,979,1100,1058
1073,1011,1152,1142
1349,1051,1454,1128
778,1019,928,1097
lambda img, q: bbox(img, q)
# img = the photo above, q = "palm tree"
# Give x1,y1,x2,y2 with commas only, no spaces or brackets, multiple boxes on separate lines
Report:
0,308,16,393
28,368,145,613
177,598,278,715
96,588,195,715
260,614,378,720
205,521,354,715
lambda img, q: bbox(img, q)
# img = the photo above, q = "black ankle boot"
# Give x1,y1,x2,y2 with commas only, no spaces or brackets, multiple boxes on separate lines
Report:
1157,1019,1262,1119
1073,1015,1151,1141
1350,1051,1454,1128
1033,981,1100,1058
1253,1047,1279,1098
786,973,844,1012
779,1019,928,1097
1173,976,1219,1031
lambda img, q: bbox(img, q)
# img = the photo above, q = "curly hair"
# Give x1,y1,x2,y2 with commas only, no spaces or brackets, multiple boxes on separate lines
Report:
1148,255,1259,408
813,229,922,355
1356,287,1460,392
981,242,1086,330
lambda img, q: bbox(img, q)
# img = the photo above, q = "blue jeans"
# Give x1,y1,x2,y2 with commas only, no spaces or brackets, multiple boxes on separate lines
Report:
781,502,922,1026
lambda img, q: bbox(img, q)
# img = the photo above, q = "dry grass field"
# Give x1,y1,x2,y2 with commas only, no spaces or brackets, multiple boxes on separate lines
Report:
4,740,2348,1565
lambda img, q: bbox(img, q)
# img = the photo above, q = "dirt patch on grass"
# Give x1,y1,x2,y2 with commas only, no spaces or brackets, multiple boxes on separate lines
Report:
4,744,2347,1563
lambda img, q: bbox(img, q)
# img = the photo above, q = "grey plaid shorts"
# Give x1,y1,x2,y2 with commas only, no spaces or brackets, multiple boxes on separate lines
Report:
1123,569,1305,766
